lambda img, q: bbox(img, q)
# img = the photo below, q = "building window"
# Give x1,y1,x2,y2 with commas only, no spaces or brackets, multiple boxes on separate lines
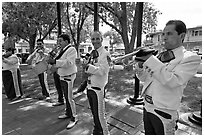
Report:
157,35,160,42
192,30,194,36
79,48,84,53
195,31,198,36
199,30,202,36
18,49,22,53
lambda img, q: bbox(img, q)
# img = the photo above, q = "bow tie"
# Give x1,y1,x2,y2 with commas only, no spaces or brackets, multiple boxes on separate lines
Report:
90,50,99,59
157,50,175,63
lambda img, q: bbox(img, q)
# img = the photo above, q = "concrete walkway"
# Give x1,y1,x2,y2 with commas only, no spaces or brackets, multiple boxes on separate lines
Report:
2,90,202,135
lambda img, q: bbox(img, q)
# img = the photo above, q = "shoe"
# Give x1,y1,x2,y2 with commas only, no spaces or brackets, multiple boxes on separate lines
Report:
21,94,26,98
45,97,51,100
66,118,78,129
10,96,21,101
52,102,64,106
58,114,70,119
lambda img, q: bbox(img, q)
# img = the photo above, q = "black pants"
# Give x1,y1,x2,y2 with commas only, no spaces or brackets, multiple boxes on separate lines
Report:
38,72,49,97
60,75,76,121
87,89,109,135
53,72,63,103
143,108,164,135
2,69,23,99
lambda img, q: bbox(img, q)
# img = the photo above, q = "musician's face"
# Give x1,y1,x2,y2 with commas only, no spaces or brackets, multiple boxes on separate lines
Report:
91,32,102,50
57,38,67,48
36,42,44,49
162,24,182,50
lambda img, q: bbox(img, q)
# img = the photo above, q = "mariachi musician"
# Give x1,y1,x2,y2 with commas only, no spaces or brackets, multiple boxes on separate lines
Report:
82,31,110,135
47,34,78,129
26,39,50,100
2,47,24,101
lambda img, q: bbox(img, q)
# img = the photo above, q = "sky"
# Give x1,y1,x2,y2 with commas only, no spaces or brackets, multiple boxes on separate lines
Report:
100,0,203,33
151,0,203,30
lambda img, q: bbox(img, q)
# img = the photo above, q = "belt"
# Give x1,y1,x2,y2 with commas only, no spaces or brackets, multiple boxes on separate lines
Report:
91,86,101,91
145,95,153,104
60,73,75,81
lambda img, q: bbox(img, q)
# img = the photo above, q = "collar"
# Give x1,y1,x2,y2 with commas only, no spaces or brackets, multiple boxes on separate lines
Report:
171,46,185,58
62,45,71,51
96,46,103,52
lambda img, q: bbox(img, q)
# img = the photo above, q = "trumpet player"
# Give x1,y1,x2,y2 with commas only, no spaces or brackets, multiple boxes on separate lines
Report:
134,20,201,135
26,39,50,100
83,31,110,135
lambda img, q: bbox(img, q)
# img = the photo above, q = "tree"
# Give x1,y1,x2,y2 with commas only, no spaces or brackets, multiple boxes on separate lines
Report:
60,2,92,53
103,30,123,53
2,2,57,52
85,2,161,54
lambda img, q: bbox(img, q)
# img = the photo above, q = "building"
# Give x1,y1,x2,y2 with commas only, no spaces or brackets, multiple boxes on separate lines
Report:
78,42,93,55
15,39,57,54
144,26,202,53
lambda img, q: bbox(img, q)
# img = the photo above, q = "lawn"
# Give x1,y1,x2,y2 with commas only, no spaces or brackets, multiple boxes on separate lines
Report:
19,64,202,114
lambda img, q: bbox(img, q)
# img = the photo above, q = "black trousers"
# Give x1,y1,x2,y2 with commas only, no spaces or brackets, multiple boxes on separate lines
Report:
87,89,109,135
60,75,77,121
143,108,164,135
2,69,23,99
38,72,50,97
53,72,64,103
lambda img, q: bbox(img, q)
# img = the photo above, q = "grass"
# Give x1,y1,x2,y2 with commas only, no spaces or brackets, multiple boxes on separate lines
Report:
19,64,202,113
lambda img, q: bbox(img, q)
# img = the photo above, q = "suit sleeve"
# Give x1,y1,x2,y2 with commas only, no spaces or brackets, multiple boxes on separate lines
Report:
143,55,201,88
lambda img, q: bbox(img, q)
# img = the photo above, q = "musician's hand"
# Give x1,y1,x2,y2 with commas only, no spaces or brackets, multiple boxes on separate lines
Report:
47,58,56,65
138,62,144,68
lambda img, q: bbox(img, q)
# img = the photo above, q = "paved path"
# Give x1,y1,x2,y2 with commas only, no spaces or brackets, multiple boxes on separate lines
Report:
2,90,202,135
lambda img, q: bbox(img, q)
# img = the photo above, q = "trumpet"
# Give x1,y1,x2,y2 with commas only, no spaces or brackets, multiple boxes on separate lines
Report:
112,50,139,64
111,47,158,65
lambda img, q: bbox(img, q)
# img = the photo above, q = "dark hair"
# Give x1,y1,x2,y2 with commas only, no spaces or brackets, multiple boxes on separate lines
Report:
58,34,70,44
37,39,44,43
166,20,186,35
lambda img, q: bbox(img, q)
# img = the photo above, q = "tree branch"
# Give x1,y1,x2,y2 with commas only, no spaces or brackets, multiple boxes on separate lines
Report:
42,18,57,40
99,3,120,19
85,4,122,35
66,3,77,46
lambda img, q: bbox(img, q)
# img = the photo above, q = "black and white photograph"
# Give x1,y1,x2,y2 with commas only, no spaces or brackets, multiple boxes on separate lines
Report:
1,0,202,135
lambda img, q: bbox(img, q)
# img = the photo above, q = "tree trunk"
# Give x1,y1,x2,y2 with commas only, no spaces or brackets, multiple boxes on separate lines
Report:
29,32,37,53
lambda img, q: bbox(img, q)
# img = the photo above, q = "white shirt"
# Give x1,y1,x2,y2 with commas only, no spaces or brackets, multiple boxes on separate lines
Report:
136,46,201,110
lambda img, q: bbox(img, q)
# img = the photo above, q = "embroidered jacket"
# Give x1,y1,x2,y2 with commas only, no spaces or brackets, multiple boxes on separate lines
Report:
136,46,201,110
85,46,110,89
